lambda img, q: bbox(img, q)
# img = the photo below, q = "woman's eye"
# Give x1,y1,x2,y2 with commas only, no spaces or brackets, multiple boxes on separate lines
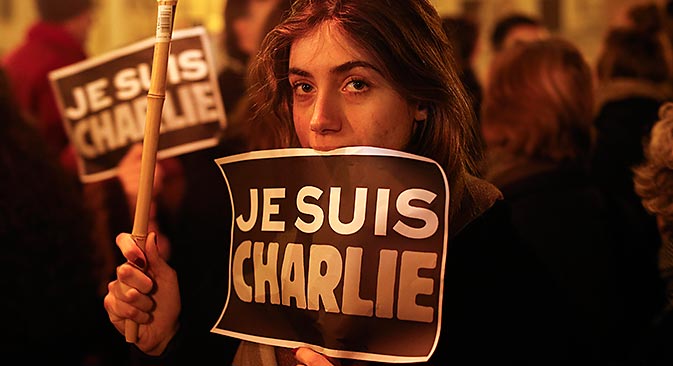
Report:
345,79,368,92
293,82,314,94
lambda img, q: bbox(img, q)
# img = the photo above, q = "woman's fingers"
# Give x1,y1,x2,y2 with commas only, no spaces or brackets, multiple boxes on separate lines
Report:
108,232,157,324
104,280,153,325
294,347,339,366
114,263,154,302
116,233,146,268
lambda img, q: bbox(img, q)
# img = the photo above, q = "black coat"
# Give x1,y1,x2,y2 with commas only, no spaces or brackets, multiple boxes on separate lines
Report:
591,89,668,357
495,158,665,365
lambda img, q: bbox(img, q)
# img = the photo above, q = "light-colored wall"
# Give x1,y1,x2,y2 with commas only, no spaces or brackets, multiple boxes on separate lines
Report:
87,0,226,55
0,0,227,58
0,1,37,56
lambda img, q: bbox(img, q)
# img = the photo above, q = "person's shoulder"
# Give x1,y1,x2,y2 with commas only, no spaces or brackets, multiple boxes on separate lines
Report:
465,198,513,229
452,198,518,249
2,41,34,71
3,39,71,81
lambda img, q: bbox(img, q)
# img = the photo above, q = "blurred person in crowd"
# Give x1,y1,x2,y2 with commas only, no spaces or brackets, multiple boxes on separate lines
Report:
1,2,137,363
624,1,662,34
217,0,292,118
2,0,94,176
0,67,129,365
103,0,571,365
490,12,549,55
485,12,549,88
662,0,673,55
218,0,252,116
442,15,482,123
615,1,673,80
481,37,640,363
592,26,671,342
632,102,673,365
219,0,293,151
442,14,485,176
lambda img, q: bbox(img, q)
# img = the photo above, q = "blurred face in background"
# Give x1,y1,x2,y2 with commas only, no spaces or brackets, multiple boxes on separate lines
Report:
233,0,279,56
501,24,549,51
63,8,95,46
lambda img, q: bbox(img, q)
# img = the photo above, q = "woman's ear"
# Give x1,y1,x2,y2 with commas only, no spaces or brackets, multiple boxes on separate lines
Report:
414,103,428,121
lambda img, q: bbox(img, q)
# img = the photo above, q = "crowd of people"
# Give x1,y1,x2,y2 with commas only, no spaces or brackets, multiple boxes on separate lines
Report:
3,0,673,365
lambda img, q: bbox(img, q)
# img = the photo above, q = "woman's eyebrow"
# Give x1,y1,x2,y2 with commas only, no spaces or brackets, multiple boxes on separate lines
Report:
288,60,382,78
288,67,310,77
332,60,381,75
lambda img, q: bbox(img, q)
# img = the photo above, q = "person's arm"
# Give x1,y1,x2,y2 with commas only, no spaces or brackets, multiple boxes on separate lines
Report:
103,231,181,356
294,348,339,366
117,143,172,258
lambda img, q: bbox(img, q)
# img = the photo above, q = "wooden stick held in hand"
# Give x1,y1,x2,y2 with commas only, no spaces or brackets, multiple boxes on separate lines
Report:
125,0,178,344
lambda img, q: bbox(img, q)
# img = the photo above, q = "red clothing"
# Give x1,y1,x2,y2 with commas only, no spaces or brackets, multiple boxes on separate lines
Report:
2,21,87,174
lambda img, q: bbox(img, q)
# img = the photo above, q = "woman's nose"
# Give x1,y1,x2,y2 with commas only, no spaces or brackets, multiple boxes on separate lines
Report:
309,91,342,134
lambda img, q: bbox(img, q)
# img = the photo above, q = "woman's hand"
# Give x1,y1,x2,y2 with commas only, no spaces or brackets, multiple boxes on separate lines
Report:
294,348,339,366
117,143,165,209
103,232,181,356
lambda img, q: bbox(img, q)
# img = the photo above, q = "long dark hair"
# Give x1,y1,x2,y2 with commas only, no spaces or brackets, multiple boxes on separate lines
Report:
247,0,481,181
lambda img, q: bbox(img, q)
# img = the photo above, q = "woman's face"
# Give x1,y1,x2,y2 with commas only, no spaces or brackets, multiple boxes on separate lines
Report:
233,0,278,56
288,23,425,151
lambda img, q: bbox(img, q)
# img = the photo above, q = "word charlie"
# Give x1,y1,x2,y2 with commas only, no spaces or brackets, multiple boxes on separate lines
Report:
63,49,218,158
231,185,441,323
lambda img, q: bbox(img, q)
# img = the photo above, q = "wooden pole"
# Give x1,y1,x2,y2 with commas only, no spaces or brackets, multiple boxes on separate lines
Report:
125,0,178,344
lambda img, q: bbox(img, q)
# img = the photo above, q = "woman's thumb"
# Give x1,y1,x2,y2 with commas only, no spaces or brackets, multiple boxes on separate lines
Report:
145,231,166,270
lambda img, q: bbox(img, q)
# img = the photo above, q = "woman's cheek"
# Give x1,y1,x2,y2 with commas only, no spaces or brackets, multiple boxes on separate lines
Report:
293,118,311,148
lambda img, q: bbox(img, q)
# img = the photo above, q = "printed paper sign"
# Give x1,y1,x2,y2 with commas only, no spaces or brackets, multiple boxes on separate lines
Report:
49,26,226,183
212,147,450,363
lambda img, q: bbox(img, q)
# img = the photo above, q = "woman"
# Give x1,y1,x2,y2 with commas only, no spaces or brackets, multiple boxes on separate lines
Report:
481,37,665,363
593,27,673,204
0,66,129,364
481,37,624,362
218,0,293,118
632,102,673,365
591,26,670,346
104,1,567,364
635,103,673,311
